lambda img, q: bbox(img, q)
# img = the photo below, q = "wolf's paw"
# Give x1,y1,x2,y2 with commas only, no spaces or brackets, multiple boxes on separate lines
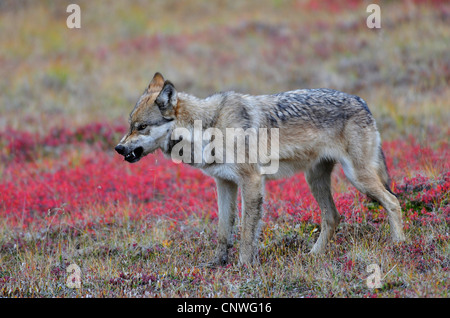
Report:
238,252,260,268
393,232,406,242
308,243,326,255
199,254,228,268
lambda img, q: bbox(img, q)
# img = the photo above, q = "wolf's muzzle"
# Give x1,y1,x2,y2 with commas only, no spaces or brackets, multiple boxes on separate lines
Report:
115,144,126,155
115,145,144,163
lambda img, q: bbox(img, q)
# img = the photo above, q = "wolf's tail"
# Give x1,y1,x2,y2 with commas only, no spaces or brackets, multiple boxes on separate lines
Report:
378,147,396,196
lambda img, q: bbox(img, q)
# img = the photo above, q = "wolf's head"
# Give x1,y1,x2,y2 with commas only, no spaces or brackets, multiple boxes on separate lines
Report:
115,72,177,163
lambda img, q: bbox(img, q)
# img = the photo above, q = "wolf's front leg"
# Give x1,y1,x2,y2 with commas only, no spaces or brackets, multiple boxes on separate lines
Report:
212,177,238,266
239,174,264,266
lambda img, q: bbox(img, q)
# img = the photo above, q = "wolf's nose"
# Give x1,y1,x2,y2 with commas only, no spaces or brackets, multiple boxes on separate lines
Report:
115,144,125,155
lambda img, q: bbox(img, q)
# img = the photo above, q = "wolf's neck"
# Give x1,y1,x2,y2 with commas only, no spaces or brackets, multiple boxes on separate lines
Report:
175,92,224,128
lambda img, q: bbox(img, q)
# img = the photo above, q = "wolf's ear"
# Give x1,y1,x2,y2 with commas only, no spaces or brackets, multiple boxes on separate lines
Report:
147,72,165,94
155,80,177,118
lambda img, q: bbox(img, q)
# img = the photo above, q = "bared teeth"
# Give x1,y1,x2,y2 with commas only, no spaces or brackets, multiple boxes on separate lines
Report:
125,151,136,160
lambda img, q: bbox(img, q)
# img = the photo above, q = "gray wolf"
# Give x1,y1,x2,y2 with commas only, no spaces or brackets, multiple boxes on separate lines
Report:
115,72,406,266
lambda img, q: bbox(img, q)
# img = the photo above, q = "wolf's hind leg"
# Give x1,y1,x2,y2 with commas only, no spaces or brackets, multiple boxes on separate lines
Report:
305,159,341,254
349,166,405,242
341,154,406,242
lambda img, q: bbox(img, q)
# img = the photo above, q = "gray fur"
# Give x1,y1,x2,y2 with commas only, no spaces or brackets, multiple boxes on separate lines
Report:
116,72,406,266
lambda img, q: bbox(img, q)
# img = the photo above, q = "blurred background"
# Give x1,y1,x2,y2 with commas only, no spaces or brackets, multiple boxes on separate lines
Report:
0,1,449,298
0,0,449,141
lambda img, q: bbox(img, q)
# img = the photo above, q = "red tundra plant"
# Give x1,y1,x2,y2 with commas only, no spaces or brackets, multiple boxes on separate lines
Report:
0,122,448,231
0,123,127,162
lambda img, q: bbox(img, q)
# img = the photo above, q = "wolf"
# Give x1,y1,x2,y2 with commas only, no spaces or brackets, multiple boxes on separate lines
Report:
115,72,406,266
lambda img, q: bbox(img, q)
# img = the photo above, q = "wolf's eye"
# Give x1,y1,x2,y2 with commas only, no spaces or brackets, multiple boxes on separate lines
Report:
138,124,148,131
